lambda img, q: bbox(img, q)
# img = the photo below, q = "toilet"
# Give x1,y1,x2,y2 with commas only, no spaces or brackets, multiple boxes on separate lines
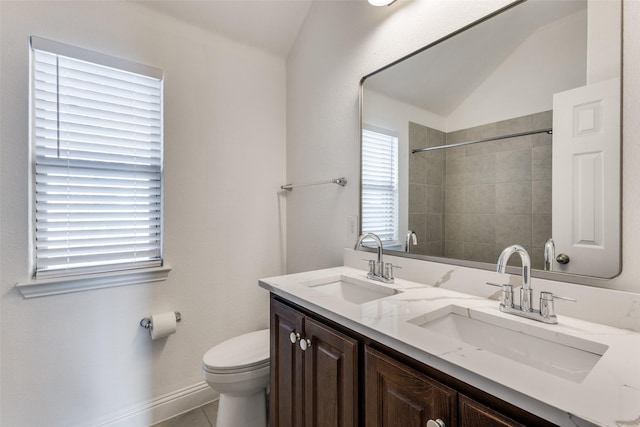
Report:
202,329,270,427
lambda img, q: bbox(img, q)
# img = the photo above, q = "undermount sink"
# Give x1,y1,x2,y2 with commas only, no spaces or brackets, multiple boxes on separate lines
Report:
408,305,608,383
303,275,400,304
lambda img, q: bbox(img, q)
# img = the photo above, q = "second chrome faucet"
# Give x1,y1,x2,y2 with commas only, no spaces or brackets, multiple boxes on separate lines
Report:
490,244,576,324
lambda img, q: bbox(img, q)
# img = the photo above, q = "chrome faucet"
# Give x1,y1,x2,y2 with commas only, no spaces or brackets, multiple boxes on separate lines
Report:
354,232,394,283
489,244,576,324
405,229,417,253
497,244,532,311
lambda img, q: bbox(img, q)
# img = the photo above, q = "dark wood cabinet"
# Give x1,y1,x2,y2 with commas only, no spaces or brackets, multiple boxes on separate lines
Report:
270,297,305,427
270,298,358,427
270,295,557,427
304,316,358,427
365,346,456,427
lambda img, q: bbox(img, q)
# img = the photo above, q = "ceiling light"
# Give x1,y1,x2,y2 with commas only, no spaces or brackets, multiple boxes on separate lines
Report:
368,0,397,6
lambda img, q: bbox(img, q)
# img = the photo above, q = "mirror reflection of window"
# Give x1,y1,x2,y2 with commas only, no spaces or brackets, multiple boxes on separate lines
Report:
361,127,399,248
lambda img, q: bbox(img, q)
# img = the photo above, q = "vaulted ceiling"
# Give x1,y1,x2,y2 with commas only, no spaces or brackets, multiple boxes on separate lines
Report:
134,0,314,58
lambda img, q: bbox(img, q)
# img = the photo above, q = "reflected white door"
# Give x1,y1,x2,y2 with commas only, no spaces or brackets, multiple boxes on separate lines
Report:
552,77,620,277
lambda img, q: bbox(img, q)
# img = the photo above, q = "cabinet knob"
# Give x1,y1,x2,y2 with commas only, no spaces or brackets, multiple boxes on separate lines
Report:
426,419,445,427
289,331,300,344
299,338,312,351
556,253,570,264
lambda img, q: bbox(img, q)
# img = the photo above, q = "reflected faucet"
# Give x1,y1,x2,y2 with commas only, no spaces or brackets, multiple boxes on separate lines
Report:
354,232,394,283
490,244,576,324
497,244,532,311
405,230,417,253
544,238,555,271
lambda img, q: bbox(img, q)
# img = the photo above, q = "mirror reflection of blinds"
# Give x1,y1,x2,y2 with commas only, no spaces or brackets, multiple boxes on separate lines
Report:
361,128,398,243
31,38,163,277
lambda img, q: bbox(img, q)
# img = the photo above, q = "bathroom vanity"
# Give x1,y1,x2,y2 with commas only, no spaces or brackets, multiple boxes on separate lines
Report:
269,295,552,427
259,250,640,427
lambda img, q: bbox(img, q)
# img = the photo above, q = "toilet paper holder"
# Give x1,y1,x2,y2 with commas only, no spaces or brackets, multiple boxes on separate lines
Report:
140,312,181,329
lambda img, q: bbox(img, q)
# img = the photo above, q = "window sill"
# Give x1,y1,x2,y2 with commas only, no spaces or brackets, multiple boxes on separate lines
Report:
15,265,172,298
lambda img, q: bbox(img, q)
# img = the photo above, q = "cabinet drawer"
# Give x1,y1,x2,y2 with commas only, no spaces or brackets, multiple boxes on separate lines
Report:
459,394,526,427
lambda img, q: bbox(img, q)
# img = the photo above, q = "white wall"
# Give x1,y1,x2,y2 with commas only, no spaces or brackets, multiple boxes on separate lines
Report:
446,9,587,131
587,0,622,83
286,0,640,296
286,0,515,273
0,1,286,426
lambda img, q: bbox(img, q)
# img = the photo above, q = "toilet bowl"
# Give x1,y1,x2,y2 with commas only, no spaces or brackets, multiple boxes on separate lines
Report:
202,329,270,427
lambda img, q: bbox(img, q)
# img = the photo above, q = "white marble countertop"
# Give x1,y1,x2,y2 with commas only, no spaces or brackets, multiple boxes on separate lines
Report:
259,262,640,427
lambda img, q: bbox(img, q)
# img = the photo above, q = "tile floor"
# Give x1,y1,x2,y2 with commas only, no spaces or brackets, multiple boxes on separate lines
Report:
152,400,218,427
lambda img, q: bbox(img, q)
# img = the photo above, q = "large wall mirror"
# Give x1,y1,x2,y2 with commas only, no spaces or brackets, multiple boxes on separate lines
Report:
360,0,621,282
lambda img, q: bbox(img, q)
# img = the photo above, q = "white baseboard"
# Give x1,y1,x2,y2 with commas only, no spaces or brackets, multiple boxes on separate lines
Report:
85,381,218,427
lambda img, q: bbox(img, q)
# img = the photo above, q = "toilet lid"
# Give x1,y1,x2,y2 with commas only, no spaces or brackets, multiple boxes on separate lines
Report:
203,329,270,373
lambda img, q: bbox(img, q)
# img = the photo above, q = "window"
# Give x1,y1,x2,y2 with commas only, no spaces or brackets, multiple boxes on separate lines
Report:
361,127,399,244
30,37,164,279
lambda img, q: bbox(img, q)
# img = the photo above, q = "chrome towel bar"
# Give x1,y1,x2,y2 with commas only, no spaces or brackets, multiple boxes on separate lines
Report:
281,177,347,191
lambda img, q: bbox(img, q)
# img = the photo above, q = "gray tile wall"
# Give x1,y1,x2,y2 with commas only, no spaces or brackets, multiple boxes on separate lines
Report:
408,122,446,256
408,111,552,269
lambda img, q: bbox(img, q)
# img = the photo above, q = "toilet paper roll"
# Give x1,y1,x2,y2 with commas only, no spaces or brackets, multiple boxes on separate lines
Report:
150,312,177,340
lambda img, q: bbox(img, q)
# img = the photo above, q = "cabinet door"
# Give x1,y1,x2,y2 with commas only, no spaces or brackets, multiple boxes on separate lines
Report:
303,317,358,427
270,299,305,427
459,395,526,427
365,346,456,427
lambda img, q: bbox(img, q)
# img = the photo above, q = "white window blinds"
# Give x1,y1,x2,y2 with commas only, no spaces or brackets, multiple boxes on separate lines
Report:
361,128,399,243
30,37,164,277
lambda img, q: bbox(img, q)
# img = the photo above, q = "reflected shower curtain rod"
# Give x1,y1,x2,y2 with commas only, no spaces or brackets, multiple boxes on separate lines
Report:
411,128,552,154
281,177,347,191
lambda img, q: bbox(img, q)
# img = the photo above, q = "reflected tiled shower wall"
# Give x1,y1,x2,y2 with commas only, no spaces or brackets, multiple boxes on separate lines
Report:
408,123,446,256
408,111,552,270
